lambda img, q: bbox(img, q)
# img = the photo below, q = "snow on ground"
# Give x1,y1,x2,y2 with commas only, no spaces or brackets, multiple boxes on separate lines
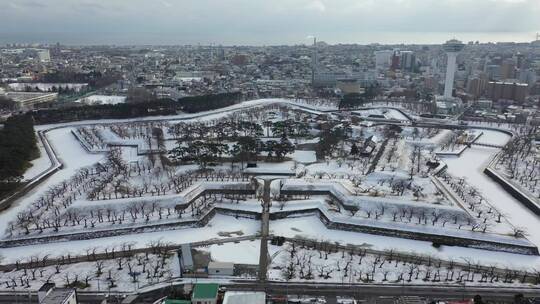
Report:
353,108,409,121
75,95,126,105
269,216,540,270
443,129,540,249
429,129,454,146
7,101,540,278
205,240,261,265
305,161,356,176
0,127,103,237
474,128,512,146
0,214,259,264
0,252,180,292
22,134,51,180
292,150,316,164
243,161,296,175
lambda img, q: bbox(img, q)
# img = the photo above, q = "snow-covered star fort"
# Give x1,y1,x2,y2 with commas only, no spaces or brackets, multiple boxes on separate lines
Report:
1,98,540,291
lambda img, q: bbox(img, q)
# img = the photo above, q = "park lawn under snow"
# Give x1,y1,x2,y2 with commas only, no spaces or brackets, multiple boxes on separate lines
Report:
0,252,181,292
0,214,260,264
269,215,540,271
201,240,263,265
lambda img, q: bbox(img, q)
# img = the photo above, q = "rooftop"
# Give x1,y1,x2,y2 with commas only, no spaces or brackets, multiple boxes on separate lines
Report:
192,283,219,300
5,91,58,102
208,261,234,268
164,300,191,304
41,288,76,304
443,39,465,52
38,282,55,292
223,291,266,304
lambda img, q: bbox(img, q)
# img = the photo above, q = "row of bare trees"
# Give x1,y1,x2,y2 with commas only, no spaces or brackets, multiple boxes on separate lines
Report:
496,133,540,199
277,241,540,285
2,240,175,291
437,172,529,237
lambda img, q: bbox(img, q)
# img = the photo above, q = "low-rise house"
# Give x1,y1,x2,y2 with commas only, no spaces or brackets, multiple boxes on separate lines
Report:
208,261,234,276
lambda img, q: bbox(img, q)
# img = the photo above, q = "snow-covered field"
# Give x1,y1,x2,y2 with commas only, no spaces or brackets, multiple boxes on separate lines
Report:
22,137,51,181
204,240,261,265
270,216,540,270
0,214,259,264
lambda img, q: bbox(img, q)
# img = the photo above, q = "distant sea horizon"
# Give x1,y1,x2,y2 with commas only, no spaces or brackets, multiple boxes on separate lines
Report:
0,31,538,46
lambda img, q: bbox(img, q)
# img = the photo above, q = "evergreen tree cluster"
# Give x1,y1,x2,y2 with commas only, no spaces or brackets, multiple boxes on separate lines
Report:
180,92,242,113
32,92,243,124
40,70,121,90
0,114,39,197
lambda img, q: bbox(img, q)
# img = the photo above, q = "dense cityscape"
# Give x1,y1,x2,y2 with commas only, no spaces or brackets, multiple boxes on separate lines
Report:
1,1,540,304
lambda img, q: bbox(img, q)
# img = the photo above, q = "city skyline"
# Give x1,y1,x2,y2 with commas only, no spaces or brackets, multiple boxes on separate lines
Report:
1,31,539,46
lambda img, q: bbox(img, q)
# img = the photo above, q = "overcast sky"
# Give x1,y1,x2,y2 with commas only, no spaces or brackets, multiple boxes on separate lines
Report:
0,0,539,45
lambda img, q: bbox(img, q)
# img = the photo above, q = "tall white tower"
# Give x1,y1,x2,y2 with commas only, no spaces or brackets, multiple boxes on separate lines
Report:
442,39,464,98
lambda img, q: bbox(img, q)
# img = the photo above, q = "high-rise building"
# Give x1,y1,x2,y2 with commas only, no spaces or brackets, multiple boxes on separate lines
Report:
486,81,529,103
391,50,401,70
516,52,525,69
400,51,416,72
374,50,393,70
485,64,501,80
217,46,225,61
442,39,465,98
467,77,489,98
518,69,537,86
500,59,516,80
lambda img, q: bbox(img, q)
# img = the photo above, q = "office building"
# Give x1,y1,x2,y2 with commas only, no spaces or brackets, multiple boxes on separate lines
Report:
486,81,529,103
400,50,416,72
374,50,393,70
500,59,516,80
467,77,489,98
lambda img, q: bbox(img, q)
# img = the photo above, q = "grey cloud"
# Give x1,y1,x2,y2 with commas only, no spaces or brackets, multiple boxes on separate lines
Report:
0,0,538,44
